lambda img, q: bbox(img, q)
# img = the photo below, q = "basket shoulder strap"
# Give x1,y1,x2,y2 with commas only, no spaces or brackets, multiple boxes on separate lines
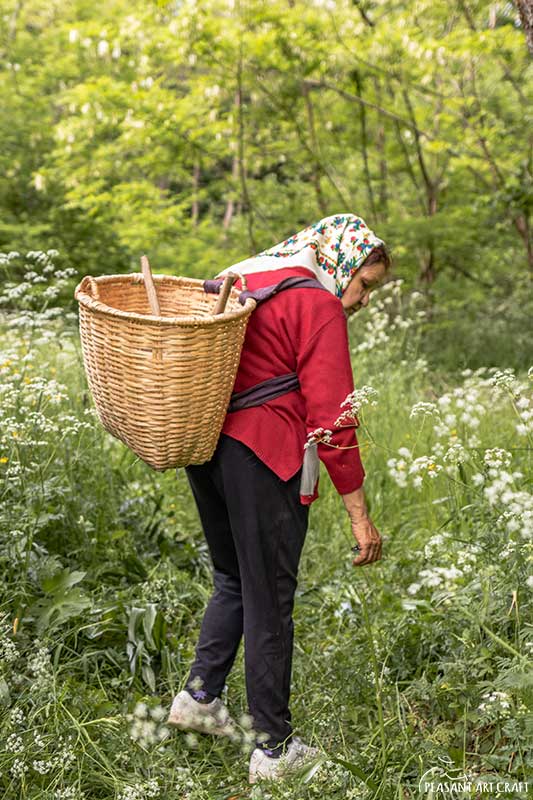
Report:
237,275,328,306
204,275,328,306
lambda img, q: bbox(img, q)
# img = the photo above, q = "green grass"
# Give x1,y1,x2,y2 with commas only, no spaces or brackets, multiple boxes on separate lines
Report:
0,263,532,799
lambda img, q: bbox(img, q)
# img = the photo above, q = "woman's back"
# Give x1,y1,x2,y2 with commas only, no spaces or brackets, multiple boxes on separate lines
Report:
221,266,365,503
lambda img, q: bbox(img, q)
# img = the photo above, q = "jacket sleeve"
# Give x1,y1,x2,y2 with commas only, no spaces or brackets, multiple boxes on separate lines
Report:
295,307,365,495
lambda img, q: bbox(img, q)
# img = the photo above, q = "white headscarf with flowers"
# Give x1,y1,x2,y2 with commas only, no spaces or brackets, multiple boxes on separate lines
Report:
215,213,385,298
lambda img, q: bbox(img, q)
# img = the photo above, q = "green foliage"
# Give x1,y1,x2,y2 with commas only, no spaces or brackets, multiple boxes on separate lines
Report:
0,0,531,296
1,261,532,797
0,0,532,795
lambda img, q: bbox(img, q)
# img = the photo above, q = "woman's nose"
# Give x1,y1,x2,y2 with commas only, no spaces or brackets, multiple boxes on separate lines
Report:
361,293,370,307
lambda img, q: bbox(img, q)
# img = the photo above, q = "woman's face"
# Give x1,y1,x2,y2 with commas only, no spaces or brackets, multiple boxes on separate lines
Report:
341,261,387,319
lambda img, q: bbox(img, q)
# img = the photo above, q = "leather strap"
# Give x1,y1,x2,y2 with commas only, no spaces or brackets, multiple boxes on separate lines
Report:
203,275,329,305
228,372,300,413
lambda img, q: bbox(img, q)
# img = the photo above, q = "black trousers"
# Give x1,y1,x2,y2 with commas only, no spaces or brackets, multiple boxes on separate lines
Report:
184,433,310,749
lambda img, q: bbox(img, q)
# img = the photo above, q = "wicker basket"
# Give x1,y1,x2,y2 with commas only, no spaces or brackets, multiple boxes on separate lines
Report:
74,264,256,470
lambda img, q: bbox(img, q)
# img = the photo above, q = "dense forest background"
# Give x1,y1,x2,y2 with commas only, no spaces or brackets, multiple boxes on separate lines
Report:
1,0,532,368
1,3,533,797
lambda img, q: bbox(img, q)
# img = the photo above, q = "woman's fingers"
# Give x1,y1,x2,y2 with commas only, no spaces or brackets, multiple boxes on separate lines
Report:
351,516,382,566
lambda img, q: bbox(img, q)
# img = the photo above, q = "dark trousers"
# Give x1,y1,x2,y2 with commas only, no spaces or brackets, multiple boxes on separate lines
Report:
184,433,310,748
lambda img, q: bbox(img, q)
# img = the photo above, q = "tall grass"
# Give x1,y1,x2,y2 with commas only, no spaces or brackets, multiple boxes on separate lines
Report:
0,251,531,799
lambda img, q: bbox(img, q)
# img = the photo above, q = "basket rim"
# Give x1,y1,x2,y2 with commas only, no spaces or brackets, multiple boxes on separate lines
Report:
74,273,256,326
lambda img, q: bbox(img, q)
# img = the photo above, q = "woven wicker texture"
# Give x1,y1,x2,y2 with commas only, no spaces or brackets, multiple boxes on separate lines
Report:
74,273,256,470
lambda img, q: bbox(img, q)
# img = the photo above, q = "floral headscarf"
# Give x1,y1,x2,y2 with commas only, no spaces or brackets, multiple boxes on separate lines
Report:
215,213,385,298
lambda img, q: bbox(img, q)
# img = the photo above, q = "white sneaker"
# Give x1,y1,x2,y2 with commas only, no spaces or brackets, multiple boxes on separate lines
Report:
167,690,238,739
249,736,322,784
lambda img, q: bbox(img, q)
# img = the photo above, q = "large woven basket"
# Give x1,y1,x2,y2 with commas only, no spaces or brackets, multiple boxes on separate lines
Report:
74,265,256,470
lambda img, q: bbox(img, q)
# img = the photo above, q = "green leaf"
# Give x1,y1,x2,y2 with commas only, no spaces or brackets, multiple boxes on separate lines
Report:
328,757,378,791
42,569,86,595
127,607,145,644
142,663,156,692
0,677,11,706
142,604,157,651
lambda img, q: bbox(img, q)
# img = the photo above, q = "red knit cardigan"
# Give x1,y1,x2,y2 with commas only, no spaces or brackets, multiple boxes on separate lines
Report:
220,266,365,505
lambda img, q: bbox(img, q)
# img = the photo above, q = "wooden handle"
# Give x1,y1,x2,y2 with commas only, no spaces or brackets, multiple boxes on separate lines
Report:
88,277,99,300
214,272,238,315
141,254,161,316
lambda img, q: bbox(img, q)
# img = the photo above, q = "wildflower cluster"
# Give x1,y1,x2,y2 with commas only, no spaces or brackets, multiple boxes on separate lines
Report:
55,789,86,800
335,385,378,425
0,631,18,665
387,447,443,489
304,427,333,449
477,690,512,720
27,643,54,691
403,530,482,608
431,381,483,448
486,366,533,437
127,702,169,749
388,369,533,508
5,727,76,783
0,250,77,313
0,251,82,484
482,368,531,439
0,341,94,491
350,279,426,354
410,401,439,419
304,385,379,451
118,779,160,800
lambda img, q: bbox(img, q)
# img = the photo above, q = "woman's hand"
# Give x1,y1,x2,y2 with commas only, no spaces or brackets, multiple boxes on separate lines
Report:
349,512,382,566
341,486,383,567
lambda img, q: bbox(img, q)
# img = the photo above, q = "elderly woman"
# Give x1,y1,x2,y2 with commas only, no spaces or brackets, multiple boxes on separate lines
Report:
167,214,390,784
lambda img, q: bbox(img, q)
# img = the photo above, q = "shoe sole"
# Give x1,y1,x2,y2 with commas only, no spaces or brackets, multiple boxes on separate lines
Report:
249,751,322,784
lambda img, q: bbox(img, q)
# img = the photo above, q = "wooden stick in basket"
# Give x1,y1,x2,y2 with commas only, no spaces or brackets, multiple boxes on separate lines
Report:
141,255,161,316
140,254,162,363
214,272,238,315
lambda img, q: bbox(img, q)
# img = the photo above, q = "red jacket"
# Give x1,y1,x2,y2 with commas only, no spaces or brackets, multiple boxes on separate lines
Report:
220,266,365,505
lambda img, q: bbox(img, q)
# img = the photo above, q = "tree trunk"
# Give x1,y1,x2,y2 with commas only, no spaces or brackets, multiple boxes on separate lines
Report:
223,152,239,234
374,76,388,222
236,47,256,251
514,212,533,276
514,0,533,55
302,82,328,216
354,70,378,224
401,87,440,284
191,160,200,227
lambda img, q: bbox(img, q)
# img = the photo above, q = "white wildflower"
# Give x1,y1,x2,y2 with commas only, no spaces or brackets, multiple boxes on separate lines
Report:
489,369,517,392
10,707,25,726
0,636,18,663
55,788,86,800
410,401,440,419
335,386,378,425
6,733,24,753
304,427,333,448
10,758,29,778
127,702,169,748
32,759,54,774
444,443,467,466
97,39,109,57
478,690,512,718
483,448,512,470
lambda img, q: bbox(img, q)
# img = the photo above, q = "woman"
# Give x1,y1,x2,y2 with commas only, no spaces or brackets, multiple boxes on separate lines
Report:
167,213,391,784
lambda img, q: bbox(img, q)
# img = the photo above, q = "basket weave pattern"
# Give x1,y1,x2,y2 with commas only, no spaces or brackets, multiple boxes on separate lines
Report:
74,273,256,470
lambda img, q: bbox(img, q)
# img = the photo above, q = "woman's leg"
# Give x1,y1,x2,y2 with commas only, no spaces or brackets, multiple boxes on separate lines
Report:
184,455,244,699
217,435,310,751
